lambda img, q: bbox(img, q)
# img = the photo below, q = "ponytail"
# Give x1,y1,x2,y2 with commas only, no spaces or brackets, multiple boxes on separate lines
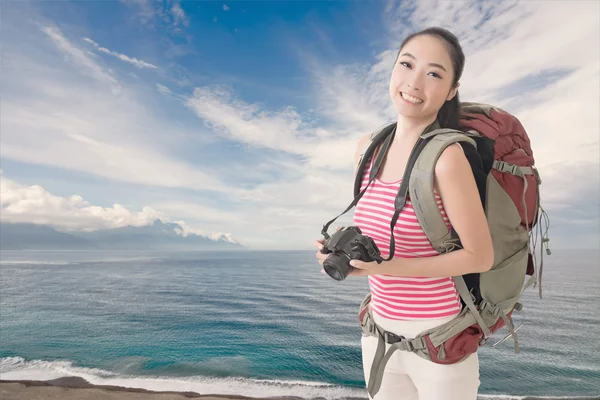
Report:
438,90,461,130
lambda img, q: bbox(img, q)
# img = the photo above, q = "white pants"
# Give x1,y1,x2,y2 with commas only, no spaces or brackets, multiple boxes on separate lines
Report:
361,312,480,400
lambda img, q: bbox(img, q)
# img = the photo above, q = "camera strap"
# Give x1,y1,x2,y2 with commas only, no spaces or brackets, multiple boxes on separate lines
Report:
321,126,396,240
321,121,438,260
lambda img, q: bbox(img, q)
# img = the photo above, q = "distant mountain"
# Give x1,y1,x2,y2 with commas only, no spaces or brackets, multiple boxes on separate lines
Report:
0,221,244,250
0,223,96,250
75,220,243,250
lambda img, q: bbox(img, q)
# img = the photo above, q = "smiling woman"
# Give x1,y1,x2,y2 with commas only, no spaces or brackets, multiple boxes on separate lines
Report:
315,27,491,400
312,20,553,399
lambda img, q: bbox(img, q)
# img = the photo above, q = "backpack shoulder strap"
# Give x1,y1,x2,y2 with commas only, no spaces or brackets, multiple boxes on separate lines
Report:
408,130,477,253
353,122,396,197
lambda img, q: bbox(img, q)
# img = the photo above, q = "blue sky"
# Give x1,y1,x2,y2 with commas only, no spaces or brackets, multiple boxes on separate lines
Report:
1,0,599,250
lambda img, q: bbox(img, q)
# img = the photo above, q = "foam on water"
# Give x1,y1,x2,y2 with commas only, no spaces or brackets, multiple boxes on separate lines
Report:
0,260,74,265
0,250,163,265
0,357,367,399
3,357,597,400
479,397,599,400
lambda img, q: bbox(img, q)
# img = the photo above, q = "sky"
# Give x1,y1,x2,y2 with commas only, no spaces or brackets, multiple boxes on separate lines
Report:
1,0,599,250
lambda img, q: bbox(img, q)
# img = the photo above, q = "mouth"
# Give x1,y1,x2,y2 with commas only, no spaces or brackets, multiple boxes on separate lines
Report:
400,92,424,105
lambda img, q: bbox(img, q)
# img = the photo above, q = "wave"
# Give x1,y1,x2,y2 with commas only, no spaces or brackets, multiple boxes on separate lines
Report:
0,357,366,399
0,260,74,265
479,396,600,400
0,256,161,265
2,357,597,400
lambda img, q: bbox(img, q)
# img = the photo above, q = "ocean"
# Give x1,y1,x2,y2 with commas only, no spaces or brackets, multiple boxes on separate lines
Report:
1,248,598,399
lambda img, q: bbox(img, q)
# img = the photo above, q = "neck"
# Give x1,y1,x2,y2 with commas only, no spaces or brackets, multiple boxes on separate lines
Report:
392,115,439,147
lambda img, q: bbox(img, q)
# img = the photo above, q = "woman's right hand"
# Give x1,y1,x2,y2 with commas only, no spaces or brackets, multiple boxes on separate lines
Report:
313,239,328,274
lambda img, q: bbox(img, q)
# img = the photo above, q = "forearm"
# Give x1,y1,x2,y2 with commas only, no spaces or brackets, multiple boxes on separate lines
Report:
374,248,492,278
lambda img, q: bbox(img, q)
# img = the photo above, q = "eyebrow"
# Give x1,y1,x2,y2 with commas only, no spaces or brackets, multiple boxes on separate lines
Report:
400,52,447,72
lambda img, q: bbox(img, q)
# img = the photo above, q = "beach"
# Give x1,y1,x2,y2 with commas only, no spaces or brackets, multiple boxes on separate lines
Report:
2,378,599,400
0,377,310,400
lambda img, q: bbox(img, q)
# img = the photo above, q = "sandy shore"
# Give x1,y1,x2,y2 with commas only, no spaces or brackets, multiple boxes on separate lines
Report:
3,377,596,400
0,377,314,400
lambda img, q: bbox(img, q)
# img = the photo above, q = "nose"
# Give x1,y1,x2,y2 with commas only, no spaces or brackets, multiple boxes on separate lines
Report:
406,83,419,91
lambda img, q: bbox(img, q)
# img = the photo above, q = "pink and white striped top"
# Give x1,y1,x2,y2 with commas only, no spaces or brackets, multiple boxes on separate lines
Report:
352,151,462,320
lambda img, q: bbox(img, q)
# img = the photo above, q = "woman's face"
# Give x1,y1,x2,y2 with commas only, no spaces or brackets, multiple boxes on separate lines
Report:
389,34,458,122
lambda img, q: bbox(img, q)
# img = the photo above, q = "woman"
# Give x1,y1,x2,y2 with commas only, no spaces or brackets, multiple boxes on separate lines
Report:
314,27,494,399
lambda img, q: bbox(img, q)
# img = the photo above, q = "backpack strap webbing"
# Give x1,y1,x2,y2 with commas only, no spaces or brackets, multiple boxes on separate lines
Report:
453,276,492,338
353,122,396,197
407,131,477,253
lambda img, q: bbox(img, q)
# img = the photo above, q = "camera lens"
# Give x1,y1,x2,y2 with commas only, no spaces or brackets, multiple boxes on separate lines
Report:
323,253,353,281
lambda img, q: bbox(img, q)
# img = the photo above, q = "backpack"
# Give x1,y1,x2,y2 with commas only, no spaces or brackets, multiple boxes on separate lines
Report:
351,102,551,398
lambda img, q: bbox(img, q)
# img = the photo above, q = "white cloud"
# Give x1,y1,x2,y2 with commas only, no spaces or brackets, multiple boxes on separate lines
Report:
2,21,242,196
174,221,238,244
185,86,314,154
41,26,122,94
223,5,230,11
120,0,155,25
169,1,188,27
309,0,600,205
0,173,238,242
3,0,598,250
121,0,188,29
180,0,599,249
306,52,397,135
151,201,242,226
0,173,165,231
156,83,173,95
380,0,600,229
83,37,158,69
184,85,365,170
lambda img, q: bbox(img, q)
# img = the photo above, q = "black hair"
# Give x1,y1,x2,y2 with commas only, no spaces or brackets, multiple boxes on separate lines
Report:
396,27,465,130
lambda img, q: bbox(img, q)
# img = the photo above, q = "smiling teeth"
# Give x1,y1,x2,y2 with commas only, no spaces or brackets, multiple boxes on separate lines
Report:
401,92,423,104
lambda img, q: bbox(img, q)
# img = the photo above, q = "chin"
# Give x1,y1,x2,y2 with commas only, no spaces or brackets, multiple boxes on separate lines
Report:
393,101,423,118
391,92,420,116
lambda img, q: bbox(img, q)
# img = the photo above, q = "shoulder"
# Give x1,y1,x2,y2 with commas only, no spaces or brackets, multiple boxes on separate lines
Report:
353,132,373,167
434,142,469,179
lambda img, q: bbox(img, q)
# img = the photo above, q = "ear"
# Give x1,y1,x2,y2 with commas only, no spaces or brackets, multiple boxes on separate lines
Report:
446,82,459,101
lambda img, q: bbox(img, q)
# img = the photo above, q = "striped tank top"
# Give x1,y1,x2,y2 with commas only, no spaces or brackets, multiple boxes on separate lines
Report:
352,150,462,320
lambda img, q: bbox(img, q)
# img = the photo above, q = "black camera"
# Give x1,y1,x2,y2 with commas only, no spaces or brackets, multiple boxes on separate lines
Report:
320,226,383,281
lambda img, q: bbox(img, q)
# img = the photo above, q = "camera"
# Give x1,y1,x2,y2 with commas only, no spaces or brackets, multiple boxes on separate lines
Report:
320,226,383,281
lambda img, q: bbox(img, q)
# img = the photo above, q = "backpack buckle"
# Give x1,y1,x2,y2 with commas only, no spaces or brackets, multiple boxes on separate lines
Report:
383,331,405,344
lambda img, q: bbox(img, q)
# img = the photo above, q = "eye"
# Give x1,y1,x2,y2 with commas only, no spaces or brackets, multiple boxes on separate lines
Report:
399,61,411,68
428,72,442,79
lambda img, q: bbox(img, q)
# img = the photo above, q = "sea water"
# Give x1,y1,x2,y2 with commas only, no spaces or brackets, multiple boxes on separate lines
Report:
1,249,598,399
